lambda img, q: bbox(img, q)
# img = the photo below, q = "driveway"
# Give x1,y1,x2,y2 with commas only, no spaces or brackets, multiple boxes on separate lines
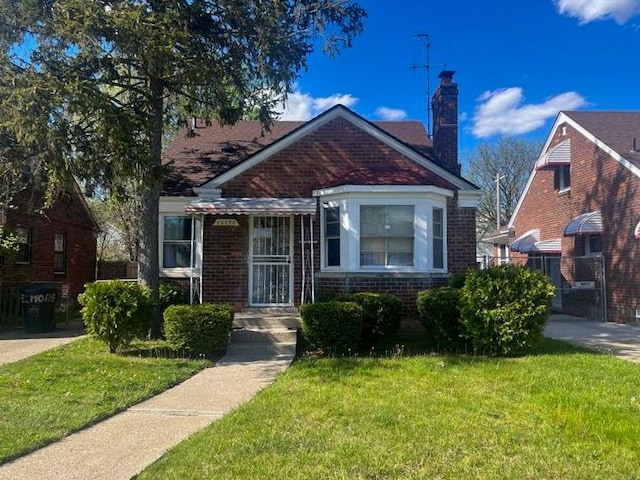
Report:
545,314,640,363
0,320,85,366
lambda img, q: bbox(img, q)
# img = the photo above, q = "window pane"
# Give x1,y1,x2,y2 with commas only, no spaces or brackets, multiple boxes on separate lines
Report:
327,238,340,266
164,217,192,241
163,243,191,268
326,222,340,238
388,237,413,253
326,207,340,223
433,239,444,269
360,206,386,236
16,227,30,263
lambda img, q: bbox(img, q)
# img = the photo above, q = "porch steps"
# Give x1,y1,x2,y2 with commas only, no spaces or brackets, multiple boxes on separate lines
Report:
225,308,300,361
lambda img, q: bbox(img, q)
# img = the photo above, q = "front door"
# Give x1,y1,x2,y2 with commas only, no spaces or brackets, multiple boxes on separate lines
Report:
249,216,292,306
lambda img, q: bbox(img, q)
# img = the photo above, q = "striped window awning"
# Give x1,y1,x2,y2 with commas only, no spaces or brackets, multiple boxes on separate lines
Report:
185,198,317,216
535,139,571,170
563,211,602,237
521,238,562,254
511,229,540,252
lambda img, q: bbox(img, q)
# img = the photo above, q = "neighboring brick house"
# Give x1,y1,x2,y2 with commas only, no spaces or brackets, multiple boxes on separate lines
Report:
508,111,640,323
1,183,98,313
160,71,480,315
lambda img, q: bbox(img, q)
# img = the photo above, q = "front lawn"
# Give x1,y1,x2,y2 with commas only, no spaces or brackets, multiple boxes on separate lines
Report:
138,339,640,480
0,338,211,464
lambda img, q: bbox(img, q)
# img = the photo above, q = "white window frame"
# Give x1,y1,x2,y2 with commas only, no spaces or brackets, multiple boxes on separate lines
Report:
314,185,451,273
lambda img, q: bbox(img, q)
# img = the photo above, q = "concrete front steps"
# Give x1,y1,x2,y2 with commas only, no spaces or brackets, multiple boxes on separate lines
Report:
223,308,300,363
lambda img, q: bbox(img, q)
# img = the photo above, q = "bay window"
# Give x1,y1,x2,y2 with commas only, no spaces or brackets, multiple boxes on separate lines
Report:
324,206,341,267
360,205,414,267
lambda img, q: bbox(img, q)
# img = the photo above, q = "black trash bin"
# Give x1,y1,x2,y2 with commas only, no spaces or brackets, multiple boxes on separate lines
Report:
20,284,58,333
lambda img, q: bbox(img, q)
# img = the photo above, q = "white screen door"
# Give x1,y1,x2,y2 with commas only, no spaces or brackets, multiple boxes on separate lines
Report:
250,216,292,305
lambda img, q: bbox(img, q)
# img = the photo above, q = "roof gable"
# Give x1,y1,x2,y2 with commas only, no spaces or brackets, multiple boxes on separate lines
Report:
162,105,478,196
509,110,640,227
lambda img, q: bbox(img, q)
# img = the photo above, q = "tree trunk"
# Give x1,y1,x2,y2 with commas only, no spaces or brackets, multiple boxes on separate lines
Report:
138,77,164,338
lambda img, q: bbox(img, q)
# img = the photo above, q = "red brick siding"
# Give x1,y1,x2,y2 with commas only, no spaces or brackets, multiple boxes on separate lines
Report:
220,117,458,197
2,188,97,302
315,272,448,317
447,195,478,274
513,123,640,322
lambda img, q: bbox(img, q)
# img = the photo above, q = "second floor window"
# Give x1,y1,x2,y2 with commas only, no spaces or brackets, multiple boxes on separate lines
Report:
54,233,66,274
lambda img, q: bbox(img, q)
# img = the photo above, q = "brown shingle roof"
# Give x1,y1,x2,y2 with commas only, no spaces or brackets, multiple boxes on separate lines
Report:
563,111,640,169
161,117,435,196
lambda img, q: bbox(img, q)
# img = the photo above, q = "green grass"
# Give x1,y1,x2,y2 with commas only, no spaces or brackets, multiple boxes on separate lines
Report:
138,339,640,480
0,337,211,464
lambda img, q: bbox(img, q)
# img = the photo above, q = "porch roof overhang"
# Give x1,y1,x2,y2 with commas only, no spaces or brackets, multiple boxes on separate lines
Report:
563,211,602,237
510,229,540,252
521,238,562,254
535,139,571,170
185,197,317,216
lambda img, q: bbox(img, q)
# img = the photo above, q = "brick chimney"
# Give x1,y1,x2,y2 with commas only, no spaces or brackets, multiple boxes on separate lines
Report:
431,70,460,175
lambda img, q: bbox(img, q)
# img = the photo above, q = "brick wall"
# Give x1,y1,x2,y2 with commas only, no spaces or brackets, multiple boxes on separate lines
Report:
447,195,478,274
315,272,448,317
2,187,97,302
512,122,640,323
221,117,458,197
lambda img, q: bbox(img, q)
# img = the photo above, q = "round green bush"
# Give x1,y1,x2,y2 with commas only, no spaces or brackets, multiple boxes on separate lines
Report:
459,264,555,356
300,301,362,354
339,292,402,345
78,280,152,353
160,282,188,311
416,287,468,352
163,303,234,356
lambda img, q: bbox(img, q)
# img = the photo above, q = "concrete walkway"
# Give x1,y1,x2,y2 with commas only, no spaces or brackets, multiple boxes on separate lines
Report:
0,320,86,366
545,314,640,363
0,311,298,480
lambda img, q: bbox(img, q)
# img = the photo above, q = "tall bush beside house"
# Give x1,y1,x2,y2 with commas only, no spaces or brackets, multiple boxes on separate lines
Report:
159,283,188,311
300,301,362,354
339,292,402,345
416,287,467,352
459,264,555,356
164,304,234,356
78,281,152,353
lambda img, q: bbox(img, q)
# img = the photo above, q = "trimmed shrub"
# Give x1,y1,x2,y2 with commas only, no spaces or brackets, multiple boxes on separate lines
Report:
447,273,467,289
416,287,468,351
339,292,402,345
163,303,234,356
160,282,188,311
300,301,362,354
78,281,152,353
459,264,555,356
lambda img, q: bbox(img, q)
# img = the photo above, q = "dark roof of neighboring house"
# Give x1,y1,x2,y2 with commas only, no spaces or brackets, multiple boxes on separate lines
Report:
162,116,436,196
563,111,640,169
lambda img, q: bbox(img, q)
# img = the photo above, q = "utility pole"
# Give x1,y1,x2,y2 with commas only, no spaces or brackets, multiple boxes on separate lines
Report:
496,173,505,230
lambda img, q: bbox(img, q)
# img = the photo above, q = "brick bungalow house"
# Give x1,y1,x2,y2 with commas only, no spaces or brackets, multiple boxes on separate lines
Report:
1,183,98,325
507,111,640,323
160,71,480,314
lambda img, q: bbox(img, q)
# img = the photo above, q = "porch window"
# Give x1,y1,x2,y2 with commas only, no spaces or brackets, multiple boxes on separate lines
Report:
15,227,31,264
360,205,414,267
433,207,444,269
324,206,340,267
162,216,192,268
54,233,66,274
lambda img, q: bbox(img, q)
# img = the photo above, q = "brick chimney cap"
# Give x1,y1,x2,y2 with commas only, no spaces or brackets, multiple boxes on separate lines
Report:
438,70,456,81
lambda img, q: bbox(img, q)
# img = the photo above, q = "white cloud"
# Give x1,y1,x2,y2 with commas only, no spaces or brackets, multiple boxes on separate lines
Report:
472,87,587,138
374,107,408,121
278,90,358,120
554,0,640,24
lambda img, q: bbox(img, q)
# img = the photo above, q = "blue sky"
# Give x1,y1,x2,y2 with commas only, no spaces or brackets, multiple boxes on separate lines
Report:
279,0,640,162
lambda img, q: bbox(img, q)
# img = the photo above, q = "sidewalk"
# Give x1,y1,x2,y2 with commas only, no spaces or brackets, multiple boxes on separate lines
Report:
0,313,298,480
0,320,86,366
545,314,640,363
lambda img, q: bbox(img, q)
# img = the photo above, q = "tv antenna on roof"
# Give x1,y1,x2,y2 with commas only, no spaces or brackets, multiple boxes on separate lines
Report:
411,33,444,138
